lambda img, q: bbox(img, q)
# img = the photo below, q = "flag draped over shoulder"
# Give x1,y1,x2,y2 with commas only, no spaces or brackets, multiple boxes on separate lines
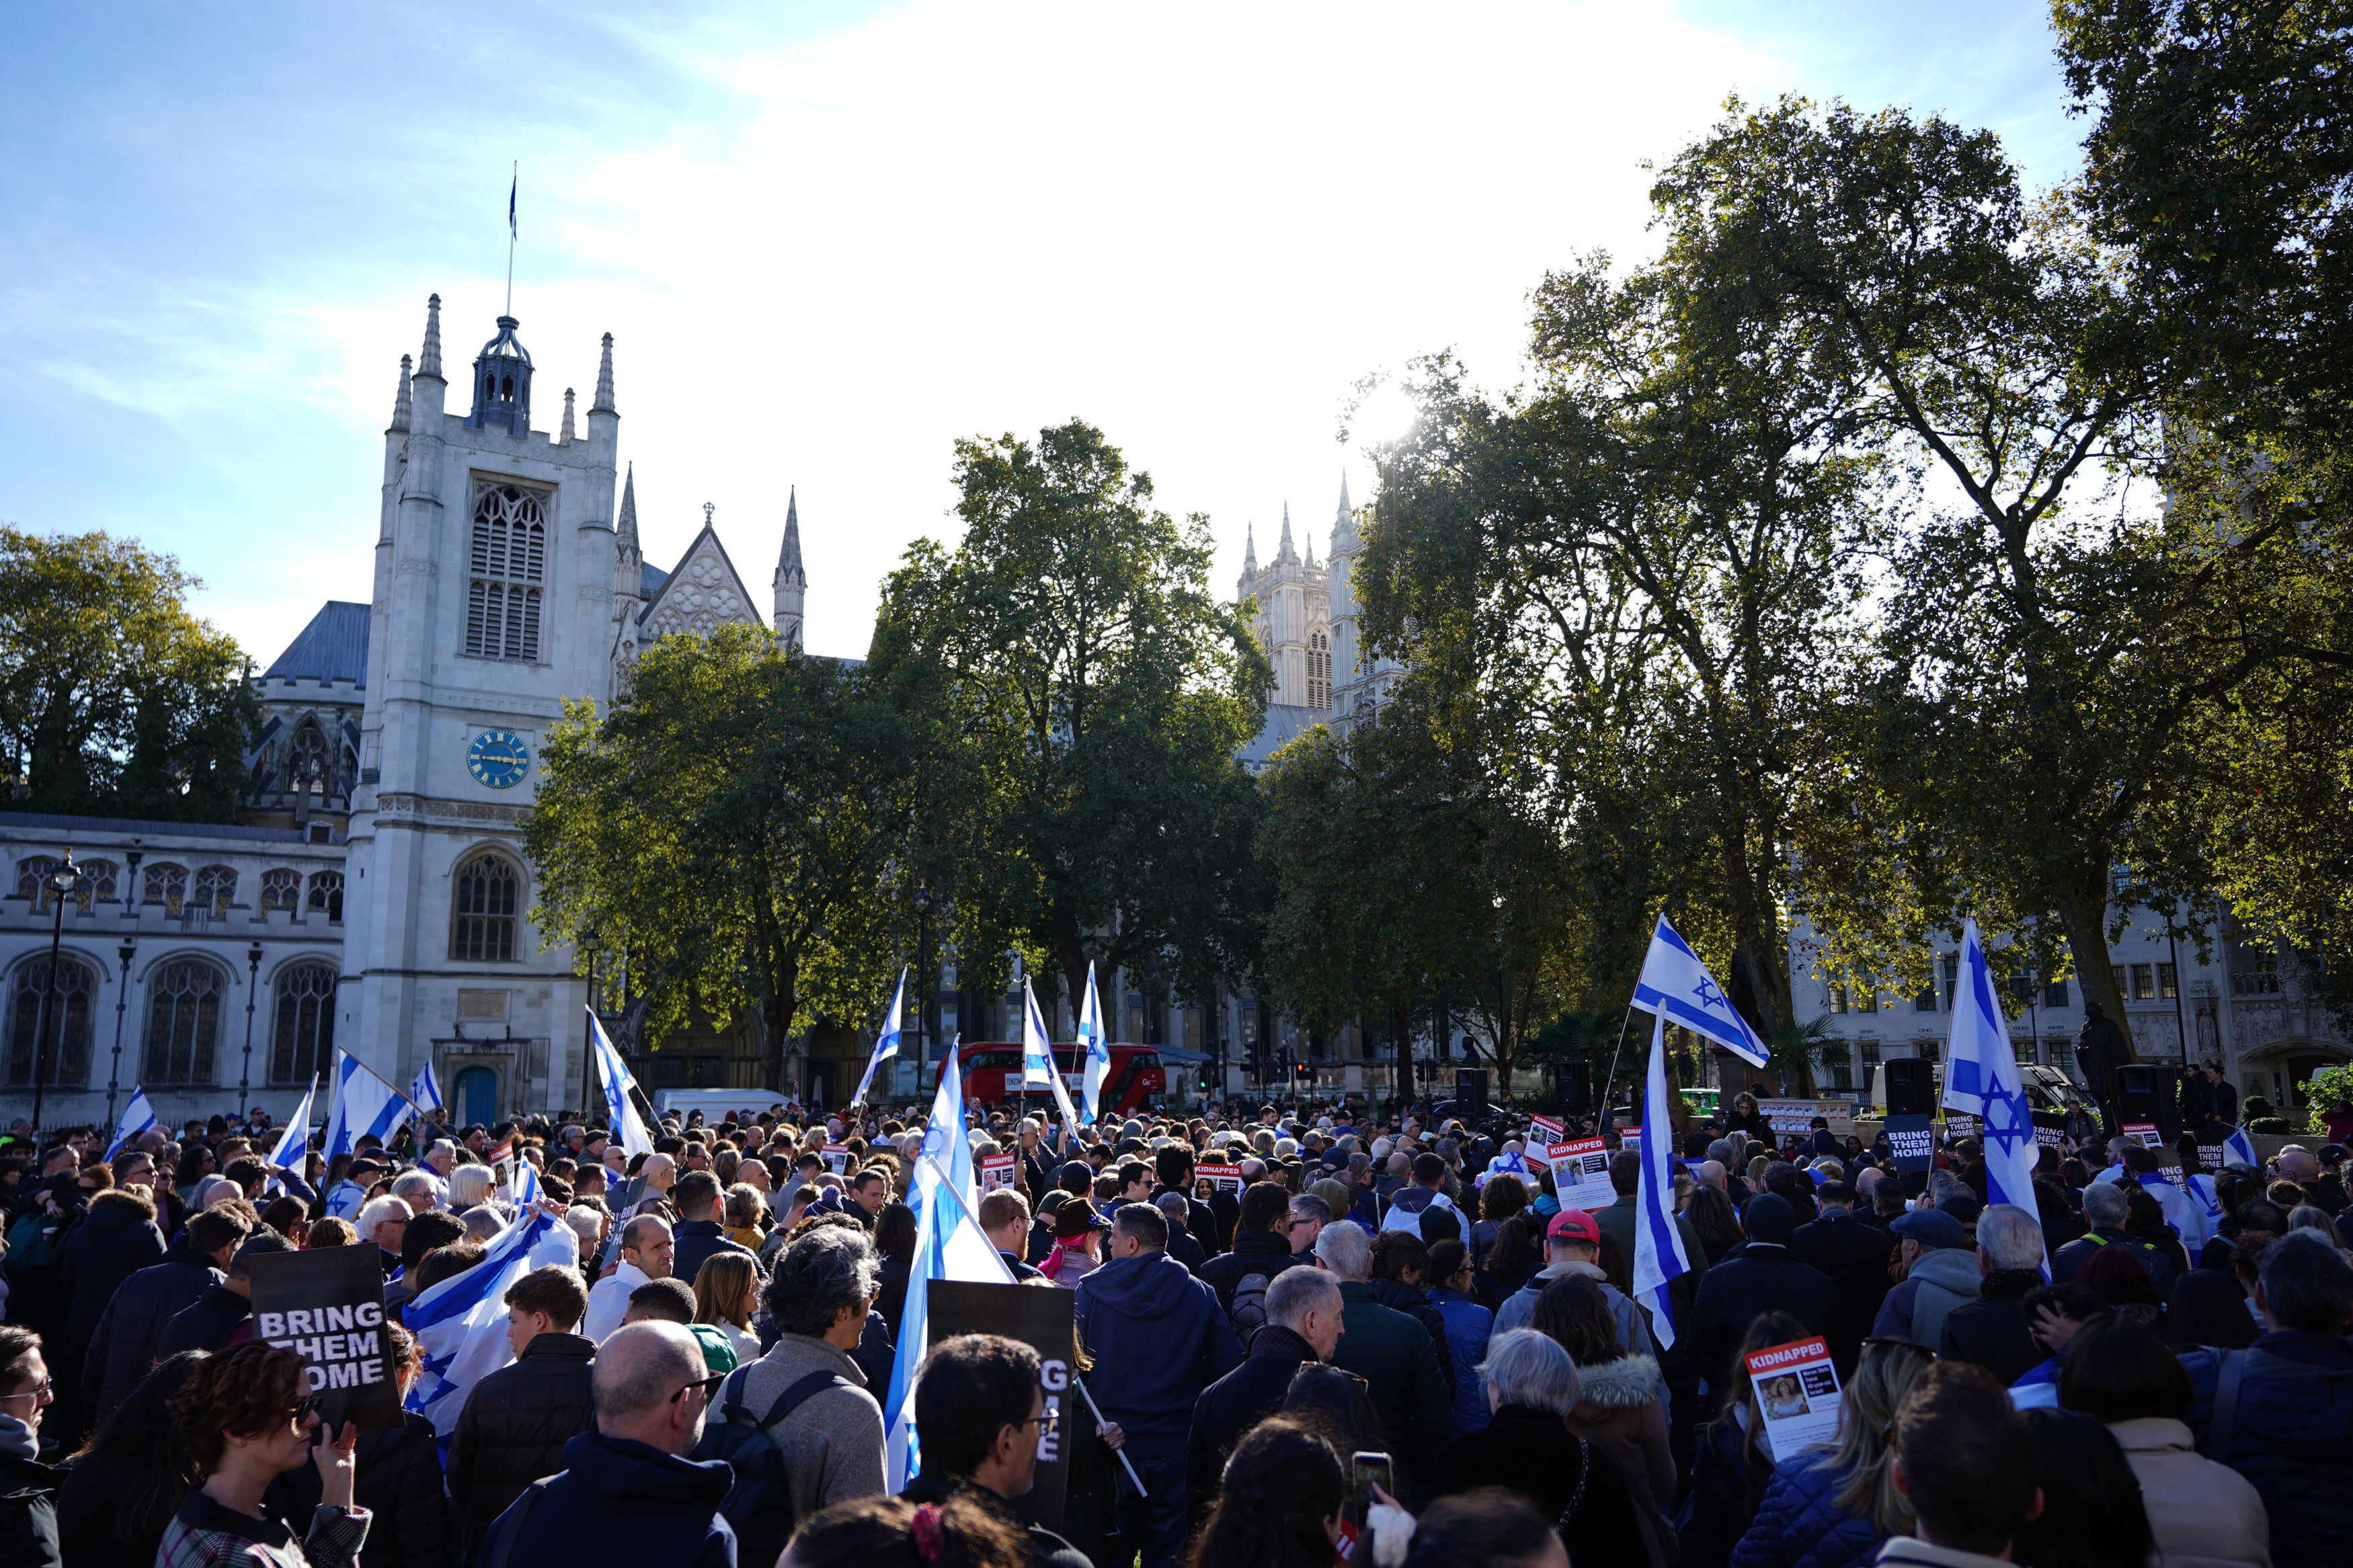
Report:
1021,977,1082,1128
588,1009,654,1157
405,1206,577,1451
883,1152,1014,1489
1632,915,1770,1068
1078,962,1109,1127
322,1052,413,1161
105,1085,158,1162
1628,1010,1693,1349
852,969,908,1108
1941,919,2048,1272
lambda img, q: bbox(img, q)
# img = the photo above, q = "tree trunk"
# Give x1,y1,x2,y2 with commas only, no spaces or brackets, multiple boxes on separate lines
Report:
2055,880,2136,1061
1731,935,1806,1096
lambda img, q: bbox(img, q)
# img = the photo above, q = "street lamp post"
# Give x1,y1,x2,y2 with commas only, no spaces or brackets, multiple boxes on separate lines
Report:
912,886,934,1100
30,851,84,1136
578,925,601,1118
107,937,135,1128
239,941,264,1117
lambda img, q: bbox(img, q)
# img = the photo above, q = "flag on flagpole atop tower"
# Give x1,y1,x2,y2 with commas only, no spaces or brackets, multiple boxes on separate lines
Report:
1078,960,1109,1126
1631,915,1771,1068
852,968,907,1107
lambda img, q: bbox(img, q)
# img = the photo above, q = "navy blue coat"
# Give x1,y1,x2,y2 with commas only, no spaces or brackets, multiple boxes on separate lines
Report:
1074,1249,1244,1460
2184,1329,2353,1568
477,1430,735,1568
1729,1450,1888,1568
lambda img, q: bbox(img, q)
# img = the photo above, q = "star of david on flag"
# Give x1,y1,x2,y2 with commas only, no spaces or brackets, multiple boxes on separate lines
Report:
1630,915,1769,1068
1942,919,2046,1272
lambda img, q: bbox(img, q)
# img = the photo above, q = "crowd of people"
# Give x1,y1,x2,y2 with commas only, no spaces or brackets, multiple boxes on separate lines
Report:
0,1081,2345,1568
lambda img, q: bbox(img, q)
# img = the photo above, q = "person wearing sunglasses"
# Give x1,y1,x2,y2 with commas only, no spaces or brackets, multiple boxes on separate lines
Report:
0,1325,61,1568
157,1342,367,1568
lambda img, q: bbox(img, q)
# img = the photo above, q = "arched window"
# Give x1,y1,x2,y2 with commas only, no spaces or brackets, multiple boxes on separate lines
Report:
14,856,60,911
270,962,337,1083
193,866,237,917
73,860,117,912
143,862,188,915
143,958,225,1084
290,723,329,795
307,870,345,922
465,483,547,662
1306,630,1331,708
6,954,95,1086
260,868,301,913
452,853,520,961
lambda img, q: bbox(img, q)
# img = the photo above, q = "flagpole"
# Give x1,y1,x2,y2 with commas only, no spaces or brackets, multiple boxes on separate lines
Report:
504,160,516,317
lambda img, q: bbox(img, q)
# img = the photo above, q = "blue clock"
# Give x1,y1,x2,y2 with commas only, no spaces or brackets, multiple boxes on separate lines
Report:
467,729,530,789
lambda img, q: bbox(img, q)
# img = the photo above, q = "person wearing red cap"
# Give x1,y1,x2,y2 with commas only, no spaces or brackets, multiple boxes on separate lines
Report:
1492,1210,1653,1356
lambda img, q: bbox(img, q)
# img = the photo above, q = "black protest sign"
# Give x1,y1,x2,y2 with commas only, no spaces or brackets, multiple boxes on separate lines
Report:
2033,1113,2069,1152
245,1245,403,1432
926,1280,1076,1533
1884,1114,1936,1173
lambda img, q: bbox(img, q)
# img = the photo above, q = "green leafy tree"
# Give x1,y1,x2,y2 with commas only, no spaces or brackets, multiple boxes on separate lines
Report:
526,624,941,1090
869,419,1269,1014
0,527,258,821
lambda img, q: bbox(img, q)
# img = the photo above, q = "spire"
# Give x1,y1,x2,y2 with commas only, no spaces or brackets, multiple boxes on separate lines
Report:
773,487,807,651
1276,502,1298,565
616,464,639,550
1337,472,1351,522
592,332,616,414
614,464,642,602
560,386,576,443
1243,522,1258,576
391,354,413,431
1332,470,1359,552
417,294,443,379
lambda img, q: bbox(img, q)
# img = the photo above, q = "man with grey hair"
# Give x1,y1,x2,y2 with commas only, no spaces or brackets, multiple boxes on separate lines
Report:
1318,1220,1452,1495
475,1321,735,1567
1933,1203,2049,1383
1425,1329,1586,1509
1185,1264,1347,1521
2052,1178,2175,1294
389,1169,440,1217
729,1224,888,1521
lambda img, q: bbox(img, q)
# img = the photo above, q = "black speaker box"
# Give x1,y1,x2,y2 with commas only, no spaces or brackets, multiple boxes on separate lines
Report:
1556,1059,1592,1115
2117,1064,2180,1141
1883,1057,1936,1118
1455,1067,1489,1120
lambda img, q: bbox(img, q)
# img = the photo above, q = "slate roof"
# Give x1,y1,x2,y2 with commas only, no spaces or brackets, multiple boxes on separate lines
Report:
639,562,671,600
1240,703,1328,771
261,602,370,688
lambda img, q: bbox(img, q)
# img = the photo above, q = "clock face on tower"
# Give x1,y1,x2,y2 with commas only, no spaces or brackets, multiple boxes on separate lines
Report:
467,729,530,789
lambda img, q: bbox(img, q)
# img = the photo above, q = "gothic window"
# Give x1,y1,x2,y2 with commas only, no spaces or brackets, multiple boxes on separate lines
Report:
465,483,547,662
269,962,337,1083
6,954,95,1087
13,857,57,907
73,860,117,912
192,866,237,917
290,723,329,795
143,958,225,1084
452,852,520,962
1306,630,1331,708
143,863,189,915
260,868,301,913
307,870,345,922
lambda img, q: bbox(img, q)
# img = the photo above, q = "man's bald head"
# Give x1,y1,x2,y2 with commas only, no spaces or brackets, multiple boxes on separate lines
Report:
2280,1147,2320,1183
1696,1160,1726,1190
594,1322,709,1452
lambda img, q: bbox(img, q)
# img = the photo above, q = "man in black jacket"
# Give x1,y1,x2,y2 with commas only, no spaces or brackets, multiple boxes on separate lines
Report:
1184,1266,1344,1526
1936,1204,2049,1385
446,1264,596,1565
1791,1180,1896,1374
1686,1192,1833,1395
904,1334,1089,1568
980,1189,1045,1280
1150,1145,1221,1261
669,1171,756,1287
81,1204,251,1432
157,1230,295,1355
1197,1182,1310,1325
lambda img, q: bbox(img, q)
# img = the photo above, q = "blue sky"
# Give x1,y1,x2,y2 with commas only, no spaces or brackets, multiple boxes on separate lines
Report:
1,2,2079,663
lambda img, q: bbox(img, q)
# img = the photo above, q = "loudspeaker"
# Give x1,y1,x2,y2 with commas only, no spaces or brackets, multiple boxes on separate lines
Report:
1556,1060,1593,1115
1455,1067,1489,1120
1883,1057,1936,1118
2118,1065,2180,1141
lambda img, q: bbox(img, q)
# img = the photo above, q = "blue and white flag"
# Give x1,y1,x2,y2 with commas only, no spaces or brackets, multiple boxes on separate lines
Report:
908,1033,974,1227
1941,920,2046,1272
405,1206,577,1452
1630,915,1769,1068
263,1075,319,1196
1021,977,1081,1128
852,968,908,1108
410,1061,444,1116
2222,1124,2260,1171
504,1153,542,1208
1077,961,1110,1127
883,1151,1014,1490
1629,1010,1693,1350
322,1052,413,1161
588,1009,654,1157
104,1085,158,1162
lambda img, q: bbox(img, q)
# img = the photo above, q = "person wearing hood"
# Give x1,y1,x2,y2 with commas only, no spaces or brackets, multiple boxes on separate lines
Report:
1687,1194,1835,1398
1868,1209,1983,1350
475,1322,735,1568
1073,1202,1243,1568
1497,1208,1654,1354
0,1326,61,1568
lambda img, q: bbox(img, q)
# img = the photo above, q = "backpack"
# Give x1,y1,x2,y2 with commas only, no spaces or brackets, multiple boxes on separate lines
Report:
1230,1272,1272,1342
692,1363,850,1568
3,1208,59,1274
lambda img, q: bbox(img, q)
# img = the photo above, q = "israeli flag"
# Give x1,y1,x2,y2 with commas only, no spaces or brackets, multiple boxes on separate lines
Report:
908,1034,974,1226
2223,1124,2260,1171
321,1052,413,1161
588,1009,654,1157
1629,1010,1693,1349
1021,977,1081,1128
505,1153,542,1208
410,1061,444,1116
263,1075,319,1195
1631,915,1769,1068
852,968,908,1108
1941,921,2047,1272
883,1151,1014,1490
405,1206,578,1452
104,1085,159,1162
1077,960,1110,1127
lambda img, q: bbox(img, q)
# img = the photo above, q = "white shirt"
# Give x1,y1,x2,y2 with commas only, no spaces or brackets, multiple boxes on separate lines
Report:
583,1259,653,1343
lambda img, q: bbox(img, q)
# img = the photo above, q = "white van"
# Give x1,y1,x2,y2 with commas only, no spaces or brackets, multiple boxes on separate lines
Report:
650,1088,781,1121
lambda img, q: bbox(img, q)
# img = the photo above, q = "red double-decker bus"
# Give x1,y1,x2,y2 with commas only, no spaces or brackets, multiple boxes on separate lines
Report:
956,1040,1166,1118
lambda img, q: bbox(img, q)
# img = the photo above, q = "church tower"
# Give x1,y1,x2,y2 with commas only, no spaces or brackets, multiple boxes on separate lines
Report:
1325,473,1401,728
1236,501,1330,711
774,487,806,651
342,297,619,1116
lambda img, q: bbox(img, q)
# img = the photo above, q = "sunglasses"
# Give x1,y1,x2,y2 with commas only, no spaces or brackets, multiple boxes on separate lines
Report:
288,1393,326,1425
672,1371,727,1405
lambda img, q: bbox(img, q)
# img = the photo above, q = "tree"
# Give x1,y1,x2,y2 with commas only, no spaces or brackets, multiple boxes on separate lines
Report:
526,624,940,1091
0,527,259,821
869,420,1269,1015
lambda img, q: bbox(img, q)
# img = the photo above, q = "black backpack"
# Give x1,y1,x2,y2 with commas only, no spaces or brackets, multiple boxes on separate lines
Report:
1230,1272,1272,1342
692,1364,850,1567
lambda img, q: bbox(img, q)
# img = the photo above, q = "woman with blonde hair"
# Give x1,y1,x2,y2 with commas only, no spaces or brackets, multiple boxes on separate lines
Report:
1726,1337,1936,1568
691,1251,763,1362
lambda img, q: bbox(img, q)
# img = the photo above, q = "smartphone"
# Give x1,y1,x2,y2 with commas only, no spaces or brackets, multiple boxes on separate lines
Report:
1350,1451,1394,1522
